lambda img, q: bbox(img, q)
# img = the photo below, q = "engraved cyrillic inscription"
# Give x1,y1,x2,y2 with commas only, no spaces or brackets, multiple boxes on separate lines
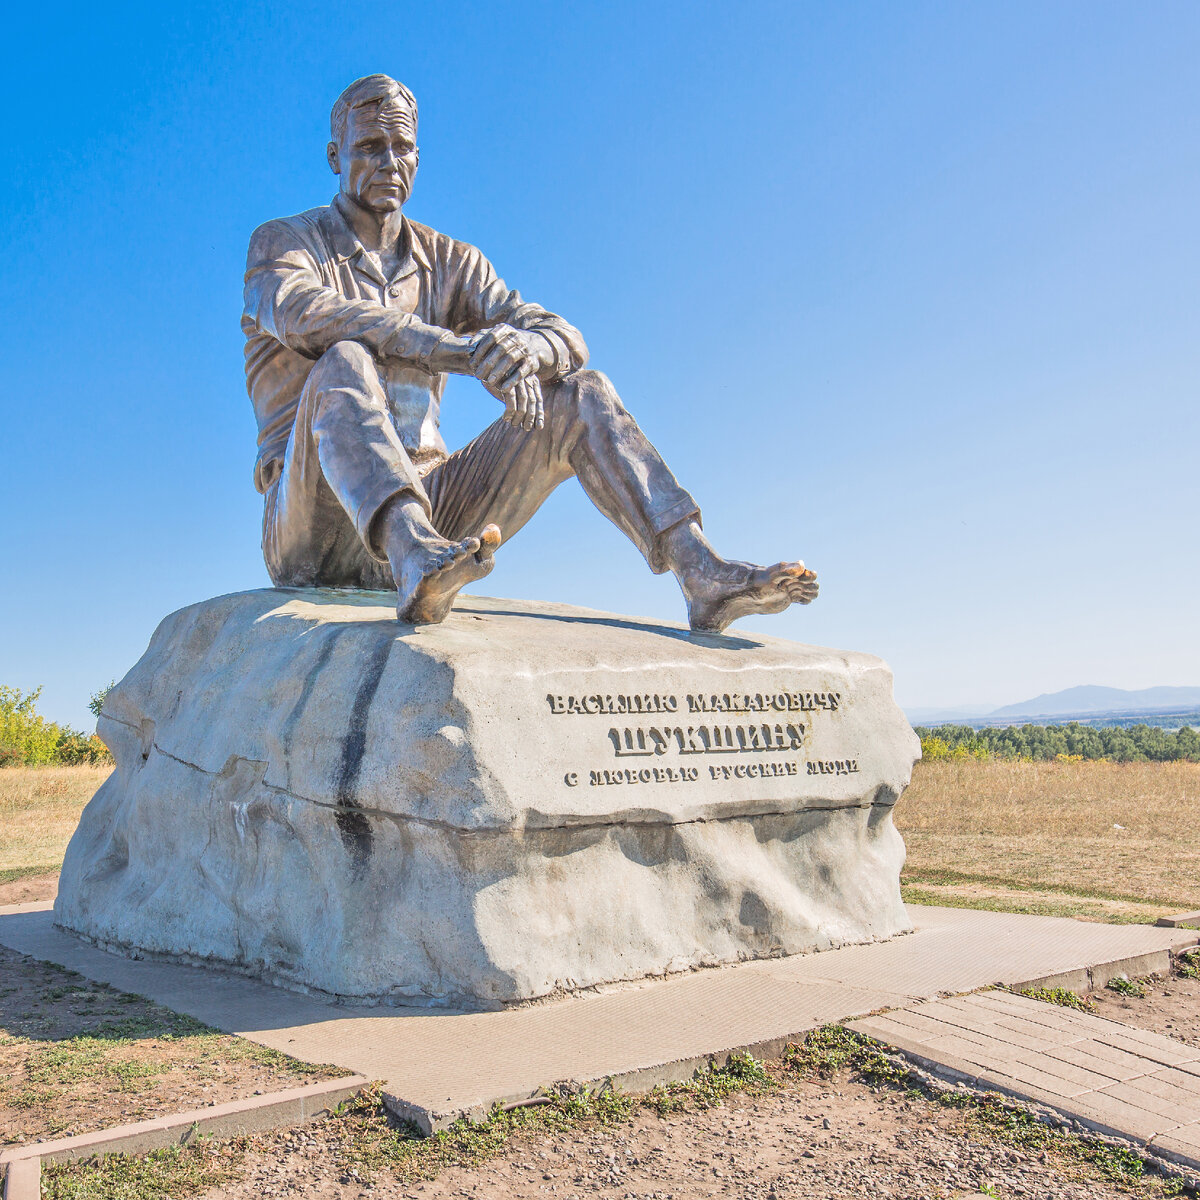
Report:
546,693,678,715
546,683,856,788
546,690,841,715
606,723,805,757
806,759,860,776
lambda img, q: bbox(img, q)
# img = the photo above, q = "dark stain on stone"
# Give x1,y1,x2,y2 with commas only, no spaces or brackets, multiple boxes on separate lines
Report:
282,627,343,749
334,631,393,869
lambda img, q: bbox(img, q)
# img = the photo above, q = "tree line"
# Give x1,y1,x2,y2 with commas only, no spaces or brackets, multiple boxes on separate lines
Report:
0,685,112,767
916,721,1200,763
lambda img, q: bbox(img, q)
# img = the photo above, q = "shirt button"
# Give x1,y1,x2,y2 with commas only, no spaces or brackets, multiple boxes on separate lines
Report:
388,285,400,298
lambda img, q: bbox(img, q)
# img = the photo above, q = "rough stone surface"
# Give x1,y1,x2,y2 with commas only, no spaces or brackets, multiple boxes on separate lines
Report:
55,590,918,1009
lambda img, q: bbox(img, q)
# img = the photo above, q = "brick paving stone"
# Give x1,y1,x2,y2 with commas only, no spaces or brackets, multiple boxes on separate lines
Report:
1043,1040,1157,1083
1098,1080,1199,1125
1090,1026,1200,1068
1138,1069,1200,1103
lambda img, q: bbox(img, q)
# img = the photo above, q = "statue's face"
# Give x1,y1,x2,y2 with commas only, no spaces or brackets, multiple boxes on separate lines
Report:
328,99,418,212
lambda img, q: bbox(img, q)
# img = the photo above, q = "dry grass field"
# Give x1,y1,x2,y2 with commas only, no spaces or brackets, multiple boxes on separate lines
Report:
1,759,1198,922
897,758,1200,922
0,765,109,895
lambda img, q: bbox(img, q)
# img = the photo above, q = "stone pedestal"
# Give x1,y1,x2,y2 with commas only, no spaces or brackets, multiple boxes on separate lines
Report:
55,590,919,1009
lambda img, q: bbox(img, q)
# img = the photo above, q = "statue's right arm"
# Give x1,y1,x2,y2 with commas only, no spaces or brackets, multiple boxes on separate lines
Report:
243,221,472,371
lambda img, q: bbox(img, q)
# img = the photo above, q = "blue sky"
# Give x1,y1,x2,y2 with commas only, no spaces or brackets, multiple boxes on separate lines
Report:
1,1,1197,729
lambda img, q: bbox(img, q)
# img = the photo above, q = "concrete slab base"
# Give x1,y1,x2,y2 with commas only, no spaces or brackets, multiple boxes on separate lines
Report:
2,902,1194,1134
849,991,1200,1173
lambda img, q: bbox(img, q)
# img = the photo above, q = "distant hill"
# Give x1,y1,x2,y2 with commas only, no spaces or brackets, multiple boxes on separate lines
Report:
907,685,1200,729
989,685,1200,719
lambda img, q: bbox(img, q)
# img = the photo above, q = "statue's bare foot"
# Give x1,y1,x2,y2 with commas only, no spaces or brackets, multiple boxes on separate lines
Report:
683,559,818,634
396,524,502,624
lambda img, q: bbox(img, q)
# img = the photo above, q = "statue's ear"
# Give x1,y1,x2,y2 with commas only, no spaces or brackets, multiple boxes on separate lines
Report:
327,141,340,175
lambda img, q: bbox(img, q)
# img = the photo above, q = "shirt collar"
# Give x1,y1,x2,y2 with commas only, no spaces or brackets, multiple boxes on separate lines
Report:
325,194,431,282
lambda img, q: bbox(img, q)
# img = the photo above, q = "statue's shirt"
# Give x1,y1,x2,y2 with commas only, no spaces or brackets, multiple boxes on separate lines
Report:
242,196,587,493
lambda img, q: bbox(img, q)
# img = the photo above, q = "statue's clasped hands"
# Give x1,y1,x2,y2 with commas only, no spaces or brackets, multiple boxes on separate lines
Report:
469,325,550,432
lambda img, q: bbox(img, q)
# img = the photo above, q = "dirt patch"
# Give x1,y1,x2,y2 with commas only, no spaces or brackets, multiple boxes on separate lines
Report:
0,945,343,1148
1087,967,1200,1047
0,870,58,906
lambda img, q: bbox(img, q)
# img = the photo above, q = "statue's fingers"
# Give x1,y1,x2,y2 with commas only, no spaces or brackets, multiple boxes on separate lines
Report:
495,357,534,392
486,349,527,388
474,342,511,379
519,378,539,430
469,328,503,363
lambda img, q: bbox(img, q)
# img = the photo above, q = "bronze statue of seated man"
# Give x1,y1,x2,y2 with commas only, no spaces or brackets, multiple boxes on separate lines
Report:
243,74,818,632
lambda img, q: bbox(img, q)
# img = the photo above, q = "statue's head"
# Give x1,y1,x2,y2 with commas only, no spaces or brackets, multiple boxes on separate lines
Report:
327,75,419,213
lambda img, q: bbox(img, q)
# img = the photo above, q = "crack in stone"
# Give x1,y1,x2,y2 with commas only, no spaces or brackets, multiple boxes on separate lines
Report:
146,739,892,837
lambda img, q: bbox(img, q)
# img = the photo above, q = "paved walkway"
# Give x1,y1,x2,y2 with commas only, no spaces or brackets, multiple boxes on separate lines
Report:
850,990,1200,1172
1,901,1193,1135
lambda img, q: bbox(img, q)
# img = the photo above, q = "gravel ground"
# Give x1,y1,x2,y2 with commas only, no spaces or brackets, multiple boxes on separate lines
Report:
199,1072,1168,1200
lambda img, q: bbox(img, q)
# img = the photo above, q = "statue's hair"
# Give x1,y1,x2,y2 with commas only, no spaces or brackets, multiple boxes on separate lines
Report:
330,74,418,143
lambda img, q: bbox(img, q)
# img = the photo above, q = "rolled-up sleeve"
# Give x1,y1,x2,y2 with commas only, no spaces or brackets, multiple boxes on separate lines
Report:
243,221,449,366
444,245,588,378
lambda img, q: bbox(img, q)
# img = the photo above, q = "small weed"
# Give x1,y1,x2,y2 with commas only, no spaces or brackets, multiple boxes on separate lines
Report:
1106,975,1147,998
1176,948,1200,980
644,1052,773,1115
1017,986,1093,1011
979,1183,999,1198
44,985,90,1001
782,1025,911,1089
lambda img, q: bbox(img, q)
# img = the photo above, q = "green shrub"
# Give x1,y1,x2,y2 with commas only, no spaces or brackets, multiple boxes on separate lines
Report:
0,684,113,767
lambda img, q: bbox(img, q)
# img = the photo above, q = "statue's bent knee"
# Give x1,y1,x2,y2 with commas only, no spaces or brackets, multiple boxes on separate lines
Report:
568,369,625,425
315,339,377,379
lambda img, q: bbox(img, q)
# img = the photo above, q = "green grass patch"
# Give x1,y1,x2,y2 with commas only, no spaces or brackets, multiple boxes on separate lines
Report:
1016,986,1093,1011
43,1140,244,1200
903,866,1179,909
0,863,60,886
900,884,1158,924
642,1051,773,1114
781,1024,910,1089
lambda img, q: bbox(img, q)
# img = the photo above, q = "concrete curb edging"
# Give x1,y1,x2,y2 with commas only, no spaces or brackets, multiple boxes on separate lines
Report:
383,1035,804,1133
1013,948,1175,995
0,1075,367,1200
1157,911,1200,930
0,1158,39,1200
